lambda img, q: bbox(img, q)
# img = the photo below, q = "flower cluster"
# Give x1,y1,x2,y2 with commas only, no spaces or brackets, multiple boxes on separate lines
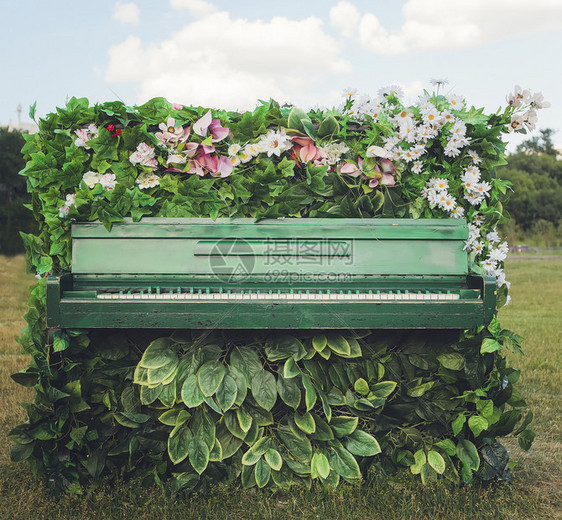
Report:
507,85,550,133
74,124,98,149
58,193,76,218
81,171,117,191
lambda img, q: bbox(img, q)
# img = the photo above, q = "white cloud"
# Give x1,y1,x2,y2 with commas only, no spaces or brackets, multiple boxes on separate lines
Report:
106,12,351,110
113,2,140,24
334,0,562,55
170,0,217,18
329,1,361,38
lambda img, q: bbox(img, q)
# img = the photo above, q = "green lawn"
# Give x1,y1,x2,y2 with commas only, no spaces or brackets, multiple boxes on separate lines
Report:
0,256,560,520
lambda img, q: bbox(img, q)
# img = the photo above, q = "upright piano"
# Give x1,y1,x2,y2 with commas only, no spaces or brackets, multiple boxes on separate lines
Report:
46,218,496,330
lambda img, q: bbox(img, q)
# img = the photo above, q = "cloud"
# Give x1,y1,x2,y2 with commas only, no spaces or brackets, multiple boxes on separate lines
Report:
329,1,360,38
106,11,351,109
331,0,562,55
113,2,140,24
170,0,217,18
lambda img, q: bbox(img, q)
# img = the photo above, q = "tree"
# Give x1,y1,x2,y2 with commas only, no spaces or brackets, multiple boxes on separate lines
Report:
515,128,559,157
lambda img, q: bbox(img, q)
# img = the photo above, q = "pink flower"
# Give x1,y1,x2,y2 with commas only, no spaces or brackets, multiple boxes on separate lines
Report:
291,137,322,164
340,159,363,177
216,155,234,178
193,110,230,142
366,158,397,187
172,103,183,110
155,117,190,145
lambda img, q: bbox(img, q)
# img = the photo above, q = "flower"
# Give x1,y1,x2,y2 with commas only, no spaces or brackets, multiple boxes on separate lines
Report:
74,124,98,149
100,173,117,191
291,137,322,164
257,129,293,157
340,160,362,177
466,149,481,164
82,171,101,188
130,143,158,168
507,85,531,108
136,172,160,189
155,117,190,146
529,92,550,109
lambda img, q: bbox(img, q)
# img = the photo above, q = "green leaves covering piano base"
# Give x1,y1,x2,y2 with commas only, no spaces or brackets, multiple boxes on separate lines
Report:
10,324,534,494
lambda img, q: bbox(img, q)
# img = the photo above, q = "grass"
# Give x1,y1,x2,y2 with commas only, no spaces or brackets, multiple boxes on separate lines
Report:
0,255,560,520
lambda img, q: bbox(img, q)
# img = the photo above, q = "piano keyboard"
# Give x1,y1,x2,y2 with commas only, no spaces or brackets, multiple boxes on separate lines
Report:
96,288,461,301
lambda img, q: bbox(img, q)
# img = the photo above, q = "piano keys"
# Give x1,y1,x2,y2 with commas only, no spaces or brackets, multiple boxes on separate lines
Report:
46,218,496,330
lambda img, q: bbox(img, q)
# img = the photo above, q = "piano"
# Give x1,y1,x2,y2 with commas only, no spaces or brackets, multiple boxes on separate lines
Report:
46,218,496,330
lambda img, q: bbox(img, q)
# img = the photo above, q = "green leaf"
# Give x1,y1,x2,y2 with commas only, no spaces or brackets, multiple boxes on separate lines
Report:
410,450,427,474
329,446,361,479
312,334,327,352
236,407,253,433
140,338,177,369
168,423,192,465
435,439,456,456
294,411,316,434
230,346,262,384
518,429,536,451
283,357,300,378
326,334,351,356
215,373,238,412
456,439,480,471
480,338,501,354
370,380,397,398
317,114,339,138
181,374,205,408
197,360,226,397
301,374,317,411
251,370,277,411
278,425,312,463
311,452,330,479
287,107,311,132
276,375,301,410
468,415,488,437
209,438,223,462
344,430,381,457
188,437,210,475
264,448,283,471
427,450,446,474
330,416,359,438
452,413,466,436
354,378,369,395
255,458,271,488
437,353,465,371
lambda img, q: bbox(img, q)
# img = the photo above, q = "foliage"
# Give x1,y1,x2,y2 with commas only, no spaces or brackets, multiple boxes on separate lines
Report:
498,137,562,234
0,127,38,254
10,323,533,495
10,87,541,493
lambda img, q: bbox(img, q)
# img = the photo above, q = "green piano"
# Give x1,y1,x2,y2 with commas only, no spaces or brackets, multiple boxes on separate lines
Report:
46,218,496,330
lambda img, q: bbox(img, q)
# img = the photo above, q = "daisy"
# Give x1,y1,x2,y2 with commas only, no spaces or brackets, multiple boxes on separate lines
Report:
411,161,423,174
466,149,481,164
447,95,465,110
450,205,465,219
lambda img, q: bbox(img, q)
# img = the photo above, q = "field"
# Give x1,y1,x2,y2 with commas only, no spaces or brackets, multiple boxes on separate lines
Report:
0,255,560,520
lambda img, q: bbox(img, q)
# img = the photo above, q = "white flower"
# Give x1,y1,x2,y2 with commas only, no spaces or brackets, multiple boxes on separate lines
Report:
451,205,465,219
65,193,77,206
529,92,550,109
496,271,511,289
422,107,441,126
466,149,481,164
429,178,449,192
451,120,467,137
472,215,485,226
257,129,293,157
322,142,349,164
58,204,70,218
486,230,501,243
481,258,497,274
229,155,241,167
504,295,512,307
155,117,189,146
82,171,101,188
377,85,404,100
343,87,358,99
426,189,441,207
464,191,484,206
239,149,253,163
167,154,187,164
474,181,492,197
439,194,456,212
507,85,531,108
411,161,423,174
523,109,538,131
508,114,525,133
136,172,160,189
447,95,465,110
100,173,117,191
489,247,507,262
444,144,462,158
366,145,392,159
471,241,485,255
228,143,242,156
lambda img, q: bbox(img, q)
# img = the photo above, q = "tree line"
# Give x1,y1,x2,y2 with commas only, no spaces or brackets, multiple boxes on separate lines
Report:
0,127,560,254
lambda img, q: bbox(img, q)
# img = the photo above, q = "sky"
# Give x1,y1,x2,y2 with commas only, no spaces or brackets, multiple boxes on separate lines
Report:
2,0,561,151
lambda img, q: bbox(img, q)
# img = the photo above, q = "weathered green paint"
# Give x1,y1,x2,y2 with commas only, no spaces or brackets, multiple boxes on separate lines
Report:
46,218,497,330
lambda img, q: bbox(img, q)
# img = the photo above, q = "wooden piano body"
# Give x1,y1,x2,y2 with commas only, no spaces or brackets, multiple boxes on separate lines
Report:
46,218,496,330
